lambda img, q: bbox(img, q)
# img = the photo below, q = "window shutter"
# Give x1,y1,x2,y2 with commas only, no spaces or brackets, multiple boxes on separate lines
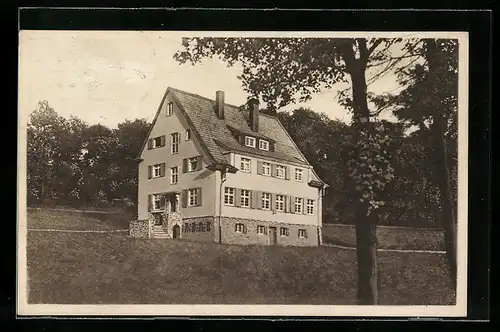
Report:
181,189,188,208
160,135,166,147
284,195,289,213
289,196,296,214
147,194,152,212
302,198,307,214
271,193,276,212
271,163,277,177
160,163,166,177
197,188,202,206
196,156,203,171
148,138,153,150
148,165,152,179
285,166,291,180
257,161,263,175
160,194,166,209
243,224,247,234
251,190,259,209
235,188,241,207
182,158,188,173
256,191,262,209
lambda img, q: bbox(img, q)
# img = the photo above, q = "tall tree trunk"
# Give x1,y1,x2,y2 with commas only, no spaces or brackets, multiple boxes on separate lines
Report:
355,209,378,304
426,39,457,284
346,42,379,305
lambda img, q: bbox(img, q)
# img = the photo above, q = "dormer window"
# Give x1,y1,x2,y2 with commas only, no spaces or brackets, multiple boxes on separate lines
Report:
244,136,256,148
259,139,269,151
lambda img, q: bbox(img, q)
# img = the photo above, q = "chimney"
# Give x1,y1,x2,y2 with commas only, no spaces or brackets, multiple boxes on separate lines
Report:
249,99,259,132
215,90,225,119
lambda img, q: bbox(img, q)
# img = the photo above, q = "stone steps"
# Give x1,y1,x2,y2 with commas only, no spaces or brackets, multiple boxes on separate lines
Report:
153,226,169,239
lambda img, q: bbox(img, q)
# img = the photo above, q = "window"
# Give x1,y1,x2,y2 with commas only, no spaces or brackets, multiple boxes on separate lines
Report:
261,192,271,210
307,199,315,215
280,227,289,237
241,189,251,208
259,140,269,151
275,194,285,212
188,157,199,172
298,229,308,239
185,129,191,140
224,187,235,206
276,165,286,178
153,194,164,210
166,102,173,116
294,168,303,182
240,157,251,172
170,167,178,184
153,136,162,148
244,136,256,148
257,225,266,235
262,162,271,176
171,133,180,154
294,197,303,213
148,135,165,150
152,164,162,178
234,223,244,233
188,189,198,206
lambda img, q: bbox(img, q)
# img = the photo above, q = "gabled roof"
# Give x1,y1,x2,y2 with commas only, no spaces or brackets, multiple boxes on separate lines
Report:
142,86,326,185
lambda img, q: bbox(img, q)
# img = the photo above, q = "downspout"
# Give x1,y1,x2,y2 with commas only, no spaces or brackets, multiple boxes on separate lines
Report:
317,185,326,246
219,168,227,244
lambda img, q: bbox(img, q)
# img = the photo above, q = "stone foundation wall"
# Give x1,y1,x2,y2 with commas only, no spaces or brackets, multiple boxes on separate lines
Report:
219,217,320,247
182,216,215,242
129,219,150,239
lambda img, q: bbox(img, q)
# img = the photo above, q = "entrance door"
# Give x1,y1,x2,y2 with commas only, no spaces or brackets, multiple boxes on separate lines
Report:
170,197,178,212
154,213,163,226
269,227,277,246
173,225,180,239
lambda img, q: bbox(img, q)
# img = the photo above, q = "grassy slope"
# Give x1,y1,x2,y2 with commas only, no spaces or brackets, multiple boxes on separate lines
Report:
322,224,445,251
27,209,131,231
27,231,455,305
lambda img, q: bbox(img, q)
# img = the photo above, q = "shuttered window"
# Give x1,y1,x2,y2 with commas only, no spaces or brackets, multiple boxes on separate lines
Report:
224,187,235,206
240,189,251,208
307,199,315,215
261,192,271,210
166,102,174,116
275,194,285,212
294,197,304,214
276,165,286,178
152,163,165,178
171,133,180,154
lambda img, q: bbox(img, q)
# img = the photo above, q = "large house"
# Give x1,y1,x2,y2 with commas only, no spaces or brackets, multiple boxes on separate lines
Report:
129,87,327,246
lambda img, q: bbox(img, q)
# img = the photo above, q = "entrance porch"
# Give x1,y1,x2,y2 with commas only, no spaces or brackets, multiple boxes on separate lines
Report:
149,191,183,239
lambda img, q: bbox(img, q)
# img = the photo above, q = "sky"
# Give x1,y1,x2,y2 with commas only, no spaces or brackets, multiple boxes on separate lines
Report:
19,31,406,129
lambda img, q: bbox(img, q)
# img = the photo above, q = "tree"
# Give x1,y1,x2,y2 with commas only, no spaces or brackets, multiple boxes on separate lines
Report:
277,108,351,223
378,39,459,281
174,37,410,304
112,119,151,211
27,101,70,202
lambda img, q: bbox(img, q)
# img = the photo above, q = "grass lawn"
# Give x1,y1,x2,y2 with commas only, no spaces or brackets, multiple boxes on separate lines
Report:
27,208,131,231
26,231,456,305
322,224,445,251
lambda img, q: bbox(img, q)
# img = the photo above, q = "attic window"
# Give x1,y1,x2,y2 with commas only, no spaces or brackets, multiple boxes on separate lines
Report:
244,136,256,148
166,102,174,116
259,140,269,151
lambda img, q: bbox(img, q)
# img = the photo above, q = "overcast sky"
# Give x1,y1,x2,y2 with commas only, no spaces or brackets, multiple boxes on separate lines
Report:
19,31,406,129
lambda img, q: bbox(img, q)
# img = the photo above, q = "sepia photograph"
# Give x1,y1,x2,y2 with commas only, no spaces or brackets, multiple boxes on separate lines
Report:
17,30,468,317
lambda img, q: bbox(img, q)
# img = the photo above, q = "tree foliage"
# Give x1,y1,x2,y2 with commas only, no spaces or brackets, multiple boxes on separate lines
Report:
27,102,150,210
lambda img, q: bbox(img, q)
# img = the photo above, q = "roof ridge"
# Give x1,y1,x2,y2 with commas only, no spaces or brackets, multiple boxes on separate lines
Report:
167,86,242,110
